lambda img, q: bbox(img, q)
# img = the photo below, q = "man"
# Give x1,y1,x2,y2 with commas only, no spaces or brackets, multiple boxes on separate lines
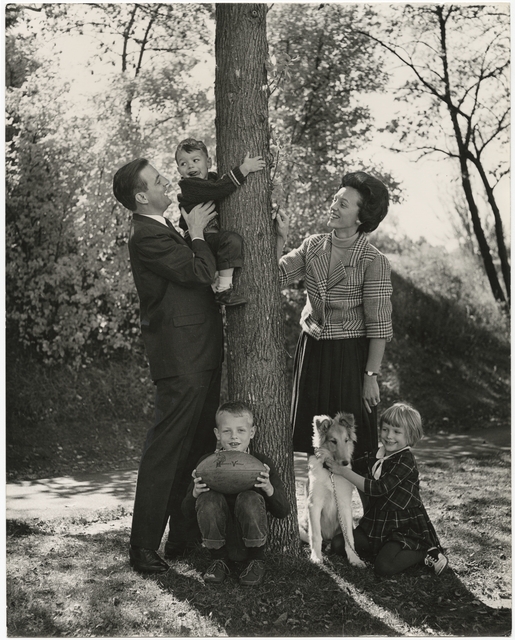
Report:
113,158,223,573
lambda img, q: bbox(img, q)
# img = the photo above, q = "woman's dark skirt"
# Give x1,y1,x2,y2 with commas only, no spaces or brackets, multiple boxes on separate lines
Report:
291,332,378,458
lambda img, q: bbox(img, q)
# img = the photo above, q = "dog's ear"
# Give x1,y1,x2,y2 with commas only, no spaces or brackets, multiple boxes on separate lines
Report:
335,411,355,427
313,415,332,434
335,411,358,441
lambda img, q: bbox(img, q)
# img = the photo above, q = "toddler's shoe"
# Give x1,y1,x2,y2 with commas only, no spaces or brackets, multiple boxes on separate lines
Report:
215,286,247,307
424,547,448,575
239,559,265,586
203,559,230,584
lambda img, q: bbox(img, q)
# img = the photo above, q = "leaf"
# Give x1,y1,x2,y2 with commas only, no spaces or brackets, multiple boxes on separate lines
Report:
274,612,288,625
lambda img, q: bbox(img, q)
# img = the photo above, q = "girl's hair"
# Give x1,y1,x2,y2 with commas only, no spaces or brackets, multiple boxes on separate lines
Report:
215,400,254,425
112,158,149,211
340,171,389,233
380,402,423,446
175,138,209,162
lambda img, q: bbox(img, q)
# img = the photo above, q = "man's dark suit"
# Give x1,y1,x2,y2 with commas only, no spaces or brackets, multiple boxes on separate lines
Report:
128,213,223,550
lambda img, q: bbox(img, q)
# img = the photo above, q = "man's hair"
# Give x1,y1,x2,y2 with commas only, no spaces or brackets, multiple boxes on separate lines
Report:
340,171,389,233
215,401,254,425
380,402,423,447
113,158,149,211
175,138,209,163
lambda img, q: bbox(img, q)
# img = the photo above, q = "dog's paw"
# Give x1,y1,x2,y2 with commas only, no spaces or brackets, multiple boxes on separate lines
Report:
348,553,366,568
310,552,324,564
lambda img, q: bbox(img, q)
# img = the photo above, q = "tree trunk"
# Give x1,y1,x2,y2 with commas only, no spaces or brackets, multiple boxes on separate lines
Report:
469,155,510,302
458,154,506,303
215,3,300,555
437,7,507,305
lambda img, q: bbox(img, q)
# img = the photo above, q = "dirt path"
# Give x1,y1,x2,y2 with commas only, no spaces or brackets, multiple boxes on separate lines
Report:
7,426,509,521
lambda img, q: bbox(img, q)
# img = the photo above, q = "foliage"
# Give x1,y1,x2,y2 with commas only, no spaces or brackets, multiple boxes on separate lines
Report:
5,3,509,366
6,67,142,364
267,3,401,248
5,5,214,365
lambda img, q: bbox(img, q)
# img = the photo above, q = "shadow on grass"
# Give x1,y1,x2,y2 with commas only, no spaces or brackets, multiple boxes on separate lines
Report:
157,547,398,637
327,553,511,637
7,524,512,638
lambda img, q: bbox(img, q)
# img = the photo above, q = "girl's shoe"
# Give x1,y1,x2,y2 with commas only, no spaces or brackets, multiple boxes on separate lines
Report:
203,559,230,584
424,547,448,575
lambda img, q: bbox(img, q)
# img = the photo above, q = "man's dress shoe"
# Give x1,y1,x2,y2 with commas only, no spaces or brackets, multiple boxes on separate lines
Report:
129,546,169,574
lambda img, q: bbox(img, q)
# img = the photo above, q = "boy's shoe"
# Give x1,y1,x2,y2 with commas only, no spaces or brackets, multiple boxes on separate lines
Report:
203,559,230,584
424,547,449,575
215,286,247,307
239,559,265,586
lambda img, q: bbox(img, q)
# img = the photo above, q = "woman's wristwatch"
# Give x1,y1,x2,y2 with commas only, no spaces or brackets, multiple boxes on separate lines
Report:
365,371,378,377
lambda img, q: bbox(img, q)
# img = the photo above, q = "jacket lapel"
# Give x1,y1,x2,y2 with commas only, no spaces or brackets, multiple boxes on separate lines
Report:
311,236,332,299
133,213,187,245
326,233,369,289
327,261,347,290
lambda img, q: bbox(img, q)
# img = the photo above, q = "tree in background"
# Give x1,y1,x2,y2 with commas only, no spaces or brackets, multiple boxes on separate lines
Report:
6,4,214,364
266,3,400,248
215,3,298,554
360,4,510,304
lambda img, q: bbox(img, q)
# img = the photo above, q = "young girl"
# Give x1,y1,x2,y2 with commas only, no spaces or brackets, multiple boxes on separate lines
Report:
326,402,448,576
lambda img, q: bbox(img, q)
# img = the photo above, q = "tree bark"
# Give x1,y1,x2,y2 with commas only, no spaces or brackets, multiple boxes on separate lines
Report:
215,3,300,555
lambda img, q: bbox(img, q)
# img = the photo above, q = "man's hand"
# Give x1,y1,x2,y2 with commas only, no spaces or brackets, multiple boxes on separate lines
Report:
254,463,274,497
181,201,217,239
240,153,266,176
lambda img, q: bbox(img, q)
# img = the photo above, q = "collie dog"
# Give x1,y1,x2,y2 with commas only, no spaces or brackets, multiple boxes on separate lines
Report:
299,412,365,567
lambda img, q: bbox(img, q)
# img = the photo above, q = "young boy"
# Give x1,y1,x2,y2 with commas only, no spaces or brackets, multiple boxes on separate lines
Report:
181,401,290,586
175,138,265,307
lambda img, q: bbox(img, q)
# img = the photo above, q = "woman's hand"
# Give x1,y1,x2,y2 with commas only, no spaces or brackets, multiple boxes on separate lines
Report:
274,208,289,262
254,463,274,497
274,208,289,242
363,375,380,414
192,469,210,499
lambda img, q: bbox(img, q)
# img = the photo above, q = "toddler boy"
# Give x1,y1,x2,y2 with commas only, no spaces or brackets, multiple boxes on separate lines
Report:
175,138,265,306
182,401,290,586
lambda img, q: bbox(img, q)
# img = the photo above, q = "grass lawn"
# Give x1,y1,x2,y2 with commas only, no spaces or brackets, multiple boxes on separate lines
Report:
7,449,511,637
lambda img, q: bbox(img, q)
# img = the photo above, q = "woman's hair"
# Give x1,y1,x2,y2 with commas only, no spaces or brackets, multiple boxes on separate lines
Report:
215,400,254,425
380,402,423,446
113,158,149,211
340,171,389,233
175,138,209,162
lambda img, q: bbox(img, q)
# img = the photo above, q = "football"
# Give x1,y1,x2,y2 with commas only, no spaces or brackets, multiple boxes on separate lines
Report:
196,450,266,494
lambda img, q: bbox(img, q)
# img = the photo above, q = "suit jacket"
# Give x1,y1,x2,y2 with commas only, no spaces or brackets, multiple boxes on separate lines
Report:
128,214,223,381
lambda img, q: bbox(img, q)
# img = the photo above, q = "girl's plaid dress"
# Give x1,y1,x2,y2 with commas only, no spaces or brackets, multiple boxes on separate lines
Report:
353,448,442,556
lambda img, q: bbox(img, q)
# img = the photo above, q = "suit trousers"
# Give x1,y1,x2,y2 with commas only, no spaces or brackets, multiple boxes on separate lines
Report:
130,366,221,550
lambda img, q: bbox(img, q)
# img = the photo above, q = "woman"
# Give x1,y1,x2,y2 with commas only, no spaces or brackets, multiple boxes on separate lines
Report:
275,172,392,459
